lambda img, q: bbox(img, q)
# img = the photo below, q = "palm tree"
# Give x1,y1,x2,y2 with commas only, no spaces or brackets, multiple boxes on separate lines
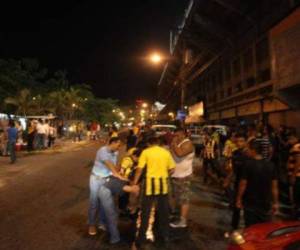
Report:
4,88,35,116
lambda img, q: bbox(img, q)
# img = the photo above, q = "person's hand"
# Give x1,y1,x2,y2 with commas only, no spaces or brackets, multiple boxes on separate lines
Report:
112,172,129,182
272,203,279,215
236,199,243,209
131,185,140,196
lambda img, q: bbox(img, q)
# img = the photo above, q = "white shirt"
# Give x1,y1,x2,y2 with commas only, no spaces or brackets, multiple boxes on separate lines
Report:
43,124,50,135
37,123,46,134
172,139,194,178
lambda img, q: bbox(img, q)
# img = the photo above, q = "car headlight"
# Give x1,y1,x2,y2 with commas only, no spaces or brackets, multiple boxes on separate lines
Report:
230,230,246,245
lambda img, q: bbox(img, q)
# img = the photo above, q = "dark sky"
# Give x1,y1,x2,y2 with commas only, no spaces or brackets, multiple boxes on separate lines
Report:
0,1,189,104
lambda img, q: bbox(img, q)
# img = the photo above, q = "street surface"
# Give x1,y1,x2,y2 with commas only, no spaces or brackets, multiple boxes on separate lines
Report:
0,142,229,250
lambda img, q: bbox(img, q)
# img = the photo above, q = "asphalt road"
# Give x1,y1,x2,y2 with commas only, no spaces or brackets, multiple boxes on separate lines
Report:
0,143,229,250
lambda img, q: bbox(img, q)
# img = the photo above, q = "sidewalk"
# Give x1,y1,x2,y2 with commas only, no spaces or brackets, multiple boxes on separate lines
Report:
0,138,95,166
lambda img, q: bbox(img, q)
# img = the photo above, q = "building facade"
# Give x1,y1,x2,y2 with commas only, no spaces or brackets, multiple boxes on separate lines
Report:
158,0,300,130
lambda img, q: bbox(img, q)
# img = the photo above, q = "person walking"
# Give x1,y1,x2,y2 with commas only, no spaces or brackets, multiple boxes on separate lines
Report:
126,129,137,150
27,120,35,151
203,130,218,184
48,123,57,148
229,133,248,231
236,139,279,227
132,136,175,249
88,137,125,244
169,128,195,228
43,119,50,148
36,119,46,150
6,120,18,164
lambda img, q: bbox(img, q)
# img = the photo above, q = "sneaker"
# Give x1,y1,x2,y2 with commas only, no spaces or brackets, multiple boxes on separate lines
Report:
88,225,97,236
98,224,107,231
170,219,187,228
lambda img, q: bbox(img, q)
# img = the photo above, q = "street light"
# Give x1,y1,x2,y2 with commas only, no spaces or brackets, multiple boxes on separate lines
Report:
142,102,148,108
150,53,163,64
168,112,175,120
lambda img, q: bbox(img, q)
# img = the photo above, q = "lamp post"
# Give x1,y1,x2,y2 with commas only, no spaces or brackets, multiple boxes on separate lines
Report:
149,53,163,64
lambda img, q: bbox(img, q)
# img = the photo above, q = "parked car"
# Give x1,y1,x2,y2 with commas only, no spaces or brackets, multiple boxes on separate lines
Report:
151,124,177,136
188,127,205,145
228,221,300,250
188,127,206,156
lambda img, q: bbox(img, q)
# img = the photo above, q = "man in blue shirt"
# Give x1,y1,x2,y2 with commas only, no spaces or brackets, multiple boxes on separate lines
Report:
88,136,125,244
7,120,18,164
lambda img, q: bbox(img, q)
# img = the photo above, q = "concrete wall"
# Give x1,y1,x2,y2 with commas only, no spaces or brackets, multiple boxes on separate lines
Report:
268,109,300,132
271,7,300,90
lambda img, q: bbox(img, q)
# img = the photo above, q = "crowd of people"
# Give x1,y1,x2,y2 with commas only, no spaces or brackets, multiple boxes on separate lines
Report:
88,125,195,249
0,118,106,164
0,118,59,163
200,123,300,234
87,122,300,249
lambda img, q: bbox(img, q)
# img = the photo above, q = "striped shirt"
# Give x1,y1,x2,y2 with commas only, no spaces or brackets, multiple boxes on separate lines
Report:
255,137,272,160
137,146,175,196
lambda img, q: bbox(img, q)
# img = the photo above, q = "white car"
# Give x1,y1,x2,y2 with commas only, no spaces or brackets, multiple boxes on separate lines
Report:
189,128,206,146
202,125,228,137
151,124,177,136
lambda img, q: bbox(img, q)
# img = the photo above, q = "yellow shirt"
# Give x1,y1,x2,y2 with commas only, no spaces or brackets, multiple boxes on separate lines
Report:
111,132,118,138
223,139,238,158
121,156,134,178
133,126,139,136
138,145,175,195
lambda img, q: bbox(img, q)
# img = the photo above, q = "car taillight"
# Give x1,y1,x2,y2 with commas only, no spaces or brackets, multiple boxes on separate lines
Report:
229,230,246,245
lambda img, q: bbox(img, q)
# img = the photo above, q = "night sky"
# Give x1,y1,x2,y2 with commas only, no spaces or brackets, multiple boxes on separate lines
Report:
0,1,189,104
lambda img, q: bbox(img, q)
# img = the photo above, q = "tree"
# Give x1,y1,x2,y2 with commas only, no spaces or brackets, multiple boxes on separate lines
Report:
84,98,120,124
4,89,35,116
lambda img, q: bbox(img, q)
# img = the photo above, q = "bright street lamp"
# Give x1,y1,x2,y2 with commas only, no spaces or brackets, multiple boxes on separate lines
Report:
142,102,148,108
150,53,163,64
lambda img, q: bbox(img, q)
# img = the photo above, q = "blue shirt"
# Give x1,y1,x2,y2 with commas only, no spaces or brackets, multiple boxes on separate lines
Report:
7,127,18,142
92,146,118,177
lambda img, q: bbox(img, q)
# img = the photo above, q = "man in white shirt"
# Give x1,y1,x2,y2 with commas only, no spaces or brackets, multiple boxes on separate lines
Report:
170,128,195,228
36,119,46,150
43,119,50,148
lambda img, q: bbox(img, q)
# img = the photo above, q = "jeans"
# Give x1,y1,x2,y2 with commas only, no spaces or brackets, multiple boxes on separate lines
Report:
98,182,120,243
7,141,16,163
88,175,106,226
88,174,120,243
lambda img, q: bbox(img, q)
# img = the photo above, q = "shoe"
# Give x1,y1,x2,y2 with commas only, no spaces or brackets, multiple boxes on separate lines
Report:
170,219,187,228
88,225,97,236
98,224,107,231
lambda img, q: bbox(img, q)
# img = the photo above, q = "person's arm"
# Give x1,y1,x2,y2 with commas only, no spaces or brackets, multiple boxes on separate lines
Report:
272,180,279,214
171,140,194,157
132,168,143,185
103,160,127,181
167,152,176,175
268,143,273,161
132,151,146,185
236,179,247,209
